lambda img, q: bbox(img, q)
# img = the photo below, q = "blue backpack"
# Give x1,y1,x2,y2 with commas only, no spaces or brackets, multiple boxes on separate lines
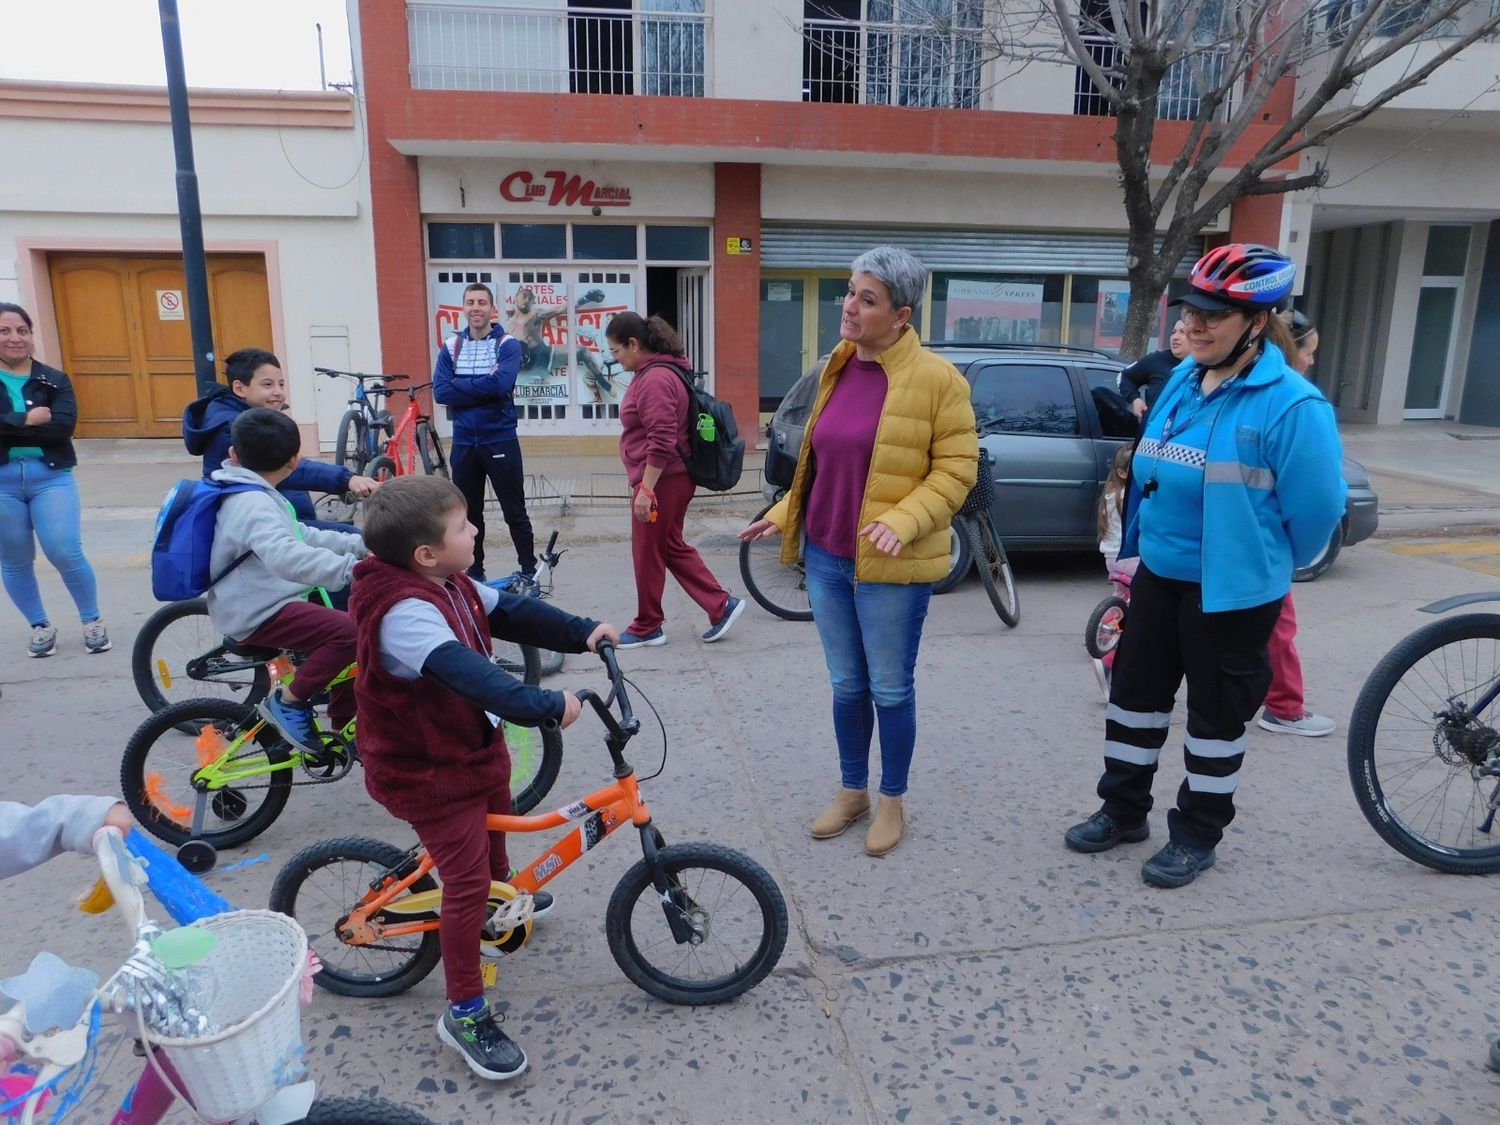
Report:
150,479,261,602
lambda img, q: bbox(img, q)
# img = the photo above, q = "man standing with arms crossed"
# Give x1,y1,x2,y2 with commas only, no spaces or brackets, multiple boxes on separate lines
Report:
433,283,536,583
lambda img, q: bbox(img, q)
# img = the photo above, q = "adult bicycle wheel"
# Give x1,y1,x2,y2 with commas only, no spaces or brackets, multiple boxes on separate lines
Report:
367,454,397,483
738,502,813,622
931,521,972,596
302,1097,434,1125
315,491,360,526
132,599,272,723
1347,613,1500,874
605,842,788,1005
1085,596,1128,659
121,698,292,850
492,640,542,683
270,836,442,998
967,515,1019,627
417,421,449,479
335,412,368,476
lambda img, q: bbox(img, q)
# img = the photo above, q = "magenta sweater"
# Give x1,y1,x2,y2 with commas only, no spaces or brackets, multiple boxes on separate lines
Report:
805,357,888,558
618,355,693,487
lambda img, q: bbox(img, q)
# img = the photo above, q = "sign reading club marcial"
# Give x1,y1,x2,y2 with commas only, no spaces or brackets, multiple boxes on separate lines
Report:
500,169,632,208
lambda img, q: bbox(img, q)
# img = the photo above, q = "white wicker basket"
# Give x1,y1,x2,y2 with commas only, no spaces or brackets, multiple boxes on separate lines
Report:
145,910,308,1122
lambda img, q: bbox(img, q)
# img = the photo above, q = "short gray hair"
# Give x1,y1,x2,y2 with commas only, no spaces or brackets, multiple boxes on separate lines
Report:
850,245,927,315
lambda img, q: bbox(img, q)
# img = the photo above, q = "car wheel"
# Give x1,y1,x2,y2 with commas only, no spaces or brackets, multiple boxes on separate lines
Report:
1293,526,1343,583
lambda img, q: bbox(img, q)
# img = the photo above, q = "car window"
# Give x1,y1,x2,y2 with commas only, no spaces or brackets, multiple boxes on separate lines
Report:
1084,366,1136,439
970,364,1078,436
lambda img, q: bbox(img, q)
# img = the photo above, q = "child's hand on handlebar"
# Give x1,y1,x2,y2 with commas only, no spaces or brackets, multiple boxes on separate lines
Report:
560,691,583,729
103,802,133,835
347,474,380,497
585,623,620,652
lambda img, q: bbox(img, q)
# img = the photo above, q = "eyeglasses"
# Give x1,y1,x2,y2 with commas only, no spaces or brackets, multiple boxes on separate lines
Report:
1179,306,1238,328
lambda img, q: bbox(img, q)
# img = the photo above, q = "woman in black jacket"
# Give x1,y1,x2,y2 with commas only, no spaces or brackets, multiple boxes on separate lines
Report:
0,303,109,657
1119,317,1189,421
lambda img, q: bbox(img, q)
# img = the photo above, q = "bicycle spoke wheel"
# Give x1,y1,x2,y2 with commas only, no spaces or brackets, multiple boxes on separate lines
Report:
1085,596,1128,659
931,521,972,595
132,599,271,722
968,516,1020,627
335,412,368,476
606,842,788,1005
738,502,812,622
270,836,442,998
492,640,541,683
121,698,292,849
367,455,397,483
417,422,449,479
503,720,563,814
1347,613,1500,874
316,491,359,525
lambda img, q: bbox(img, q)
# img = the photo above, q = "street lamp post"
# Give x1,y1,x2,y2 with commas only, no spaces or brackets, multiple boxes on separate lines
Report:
158,0,218,394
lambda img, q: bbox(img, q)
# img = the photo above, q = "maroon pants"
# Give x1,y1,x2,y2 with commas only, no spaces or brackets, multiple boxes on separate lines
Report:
241,600,356,729
1262,591,1305,720
408,784,512,1003
630,471,729,635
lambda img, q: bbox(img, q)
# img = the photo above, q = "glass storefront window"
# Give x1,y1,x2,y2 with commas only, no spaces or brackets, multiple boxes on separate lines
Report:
501,223,567,259
573,225,638,261
646,225,711,261
1070,276,1176,354
428,222,495,260
930,273,1064,345
1423,225,1470,277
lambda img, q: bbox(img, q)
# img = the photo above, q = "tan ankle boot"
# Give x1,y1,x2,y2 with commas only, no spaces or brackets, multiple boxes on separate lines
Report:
810,788,870,839
864,796,905,856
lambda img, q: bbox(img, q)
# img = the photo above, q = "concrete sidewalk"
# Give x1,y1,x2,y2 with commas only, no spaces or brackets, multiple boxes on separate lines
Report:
1340,421,1500,536
73,421,1500,541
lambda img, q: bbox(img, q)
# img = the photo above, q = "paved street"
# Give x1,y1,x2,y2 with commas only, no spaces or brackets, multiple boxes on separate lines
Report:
3,441,1499,1124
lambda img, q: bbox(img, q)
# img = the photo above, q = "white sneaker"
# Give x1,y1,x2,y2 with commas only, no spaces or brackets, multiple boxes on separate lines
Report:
28,624,57,658
83,618,112,654
1258,711,1336,737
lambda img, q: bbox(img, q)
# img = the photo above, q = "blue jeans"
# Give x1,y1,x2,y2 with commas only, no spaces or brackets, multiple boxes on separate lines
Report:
0,460,100,626
803,540,931,797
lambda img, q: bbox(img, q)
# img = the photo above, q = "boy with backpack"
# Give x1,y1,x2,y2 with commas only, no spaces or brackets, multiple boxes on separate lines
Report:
205,408,365,756
182,348,377,529
349,474,617,1082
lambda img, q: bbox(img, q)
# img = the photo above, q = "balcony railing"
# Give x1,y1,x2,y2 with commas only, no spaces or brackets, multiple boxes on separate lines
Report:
408,2,710,96
1074,37,1233,121
802,16,984,108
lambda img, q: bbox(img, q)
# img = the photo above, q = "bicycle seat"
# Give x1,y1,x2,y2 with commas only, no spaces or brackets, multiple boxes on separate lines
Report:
222,639,281,660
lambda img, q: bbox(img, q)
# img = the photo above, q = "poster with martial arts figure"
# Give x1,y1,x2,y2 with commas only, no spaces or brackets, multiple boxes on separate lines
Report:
570,281,636,408
503,280,573,407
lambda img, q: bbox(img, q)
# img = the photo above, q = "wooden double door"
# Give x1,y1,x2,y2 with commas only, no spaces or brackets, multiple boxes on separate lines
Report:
48,254,274,437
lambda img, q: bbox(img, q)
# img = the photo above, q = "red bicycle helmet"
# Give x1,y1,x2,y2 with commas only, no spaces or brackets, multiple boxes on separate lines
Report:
1179,243,1296,312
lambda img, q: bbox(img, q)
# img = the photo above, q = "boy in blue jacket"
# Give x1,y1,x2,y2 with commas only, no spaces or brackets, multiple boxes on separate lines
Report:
182,348,377,530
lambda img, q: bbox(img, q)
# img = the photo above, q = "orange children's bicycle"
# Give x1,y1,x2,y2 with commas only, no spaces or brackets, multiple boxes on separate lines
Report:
269,645,790,1005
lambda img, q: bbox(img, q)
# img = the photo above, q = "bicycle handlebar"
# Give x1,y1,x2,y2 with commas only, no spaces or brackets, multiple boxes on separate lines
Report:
576,641,639,742
315,367,397,383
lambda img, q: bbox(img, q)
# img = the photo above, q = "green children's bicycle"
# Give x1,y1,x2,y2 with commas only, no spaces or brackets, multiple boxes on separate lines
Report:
120,653,562,873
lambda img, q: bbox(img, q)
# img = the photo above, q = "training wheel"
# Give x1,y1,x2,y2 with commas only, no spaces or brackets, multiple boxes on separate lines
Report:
177,839,219,874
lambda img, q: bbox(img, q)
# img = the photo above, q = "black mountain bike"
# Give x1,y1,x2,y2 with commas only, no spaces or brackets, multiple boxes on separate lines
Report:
1347,592,1500,874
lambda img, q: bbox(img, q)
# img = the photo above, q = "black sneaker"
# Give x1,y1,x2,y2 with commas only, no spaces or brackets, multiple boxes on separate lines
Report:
1064,810,1150,854
437,1004,528,1081
1141,841,1217,888
1488,1035,1500,1073
529,890,554,919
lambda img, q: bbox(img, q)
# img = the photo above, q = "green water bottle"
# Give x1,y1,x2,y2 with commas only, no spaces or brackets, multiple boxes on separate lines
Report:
697,412,716,442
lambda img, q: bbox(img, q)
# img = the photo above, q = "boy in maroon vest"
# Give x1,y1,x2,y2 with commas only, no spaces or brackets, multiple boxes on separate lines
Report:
350,475,617,1082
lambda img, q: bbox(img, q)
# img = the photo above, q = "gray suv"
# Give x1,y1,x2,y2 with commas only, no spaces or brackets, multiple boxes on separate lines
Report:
766,345,1376,581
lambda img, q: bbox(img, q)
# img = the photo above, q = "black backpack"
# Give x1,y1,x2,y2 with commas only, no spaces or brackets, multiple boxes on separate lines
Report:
657,364,745,492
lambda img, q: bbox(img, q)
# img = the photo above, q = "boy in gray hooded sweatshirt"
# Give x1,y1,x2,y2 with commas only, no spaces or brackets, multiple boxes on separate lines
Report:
207,408,365,756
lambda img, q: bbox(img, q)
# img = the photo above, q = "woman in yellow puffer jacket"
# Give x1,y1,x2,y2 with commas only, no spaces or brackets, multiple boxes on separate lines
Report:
739,246,977,856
